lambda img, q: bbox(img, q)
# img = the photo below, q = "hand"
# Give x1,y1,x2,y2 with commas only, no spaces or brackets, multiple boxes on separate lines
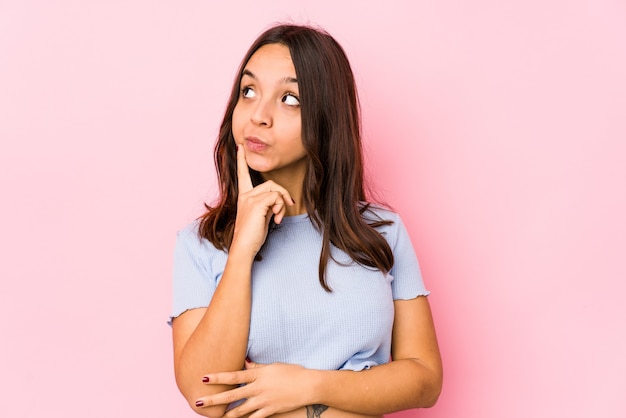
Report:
194,360,315,418
231,145,294,258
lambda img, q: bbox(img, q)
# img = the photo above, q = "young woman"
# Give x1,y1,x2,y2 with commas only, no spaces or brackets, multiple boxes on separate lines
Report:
170,24,442,418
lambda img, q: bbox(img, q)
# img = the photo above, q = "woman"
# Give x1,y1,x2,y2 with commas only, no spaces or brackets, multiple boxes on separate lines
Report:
170,24,442,418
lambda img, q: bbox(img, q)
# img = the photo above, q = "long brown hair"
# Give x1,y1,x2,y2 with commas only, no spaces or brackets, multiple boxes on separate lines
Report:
199,24,393,291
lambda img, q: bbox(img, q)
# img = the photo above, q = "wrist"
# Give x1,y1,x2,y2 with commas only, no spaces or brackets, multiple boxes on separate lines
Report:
226,244,257,265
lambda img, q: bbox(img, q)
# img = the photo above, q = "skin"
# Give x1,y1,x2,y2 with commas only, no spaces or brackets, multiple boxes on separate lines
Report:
172,44,443,418
232,43,308,216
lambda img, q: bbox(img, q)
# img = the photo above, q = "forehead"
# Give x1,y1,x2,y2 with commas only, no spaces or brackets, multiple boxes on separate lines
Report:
244,43,296,78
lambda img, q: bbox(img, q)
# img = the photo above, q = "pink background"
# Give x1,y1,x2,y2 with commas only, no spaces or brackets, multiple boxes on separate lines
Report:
1,1,625,417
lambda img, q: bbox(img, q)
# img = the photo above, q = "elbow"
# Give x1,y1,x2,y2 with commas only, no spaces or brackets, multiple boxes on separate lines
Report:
408,363,442,409
413,385,441,409
419,372,443,408
420,388,441,409
179,387,229,418
176,374,228,418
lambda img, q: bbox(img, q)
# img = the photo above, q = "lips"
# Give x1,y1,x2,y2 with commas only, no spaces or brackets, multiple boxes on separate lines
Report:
245,135,267,152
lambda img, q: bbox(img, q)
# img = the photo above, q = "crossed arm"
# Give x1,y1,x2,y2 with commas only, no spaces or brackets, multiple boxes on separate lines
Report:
172,295,442,418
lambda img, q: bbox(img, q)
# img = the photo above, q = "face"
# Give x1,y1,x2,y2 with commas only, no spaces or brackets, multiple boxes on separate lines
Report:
232,43,307,182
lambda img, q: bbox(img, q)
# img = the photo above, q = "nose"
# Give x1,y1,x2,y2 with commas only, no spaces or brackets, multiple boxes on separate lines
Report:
250,97,273,127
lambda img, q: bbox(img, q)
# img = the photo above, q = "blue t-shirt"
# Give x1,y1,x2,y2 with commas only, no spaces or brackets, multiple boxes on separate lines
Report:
170,207,428,371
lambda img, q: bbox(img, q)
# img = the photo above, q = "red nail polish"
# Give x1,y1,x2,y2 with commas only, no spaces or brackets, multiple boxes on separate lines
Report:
236,145,239,151
245,357,251,363
195,400,204,407
202,376,210,383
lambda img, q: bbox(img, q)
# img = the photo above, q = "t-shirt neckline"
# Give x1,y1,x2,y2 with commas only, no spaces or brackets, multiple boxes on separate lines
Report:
277,213,310,224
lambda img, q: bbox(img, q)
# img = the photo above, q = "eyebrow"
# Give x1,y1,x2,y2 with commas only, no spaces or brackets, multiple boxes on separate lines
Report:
242,69,298,84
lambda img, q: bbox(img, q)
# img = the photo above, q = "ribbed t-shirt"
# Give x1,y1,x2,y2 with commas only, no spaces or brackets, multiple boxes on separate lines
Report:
170,207,429,371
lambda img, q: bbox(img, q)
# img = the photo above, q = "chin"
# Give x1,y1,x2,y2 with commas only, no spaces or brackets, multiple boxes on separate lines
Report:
246,161,272,175
244,153,270,170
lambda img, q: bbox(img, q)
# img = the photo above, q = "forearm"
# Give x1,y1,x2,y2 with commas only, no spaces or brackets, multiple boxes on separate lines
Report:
309,359,442,415
175,251,255,415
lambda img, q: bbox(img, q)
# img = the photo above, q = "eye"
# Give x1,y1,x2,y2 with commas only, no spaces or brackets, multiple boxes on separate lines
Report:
241,87,255,98
282,93,300,106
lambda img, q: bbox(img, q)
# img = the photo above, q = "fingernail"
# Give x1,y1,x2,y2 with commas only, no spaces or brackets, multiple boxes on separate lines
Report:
195,400,204,407
236,145,239,151
291,198,295,204
245,356,251,363
202,376,210,383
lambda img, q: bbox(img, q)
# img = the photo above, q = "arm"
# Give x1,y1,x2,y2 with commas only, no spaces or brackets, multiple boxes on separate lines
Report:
309,296,442,413
172,145,295,417
198,296,442,417
172,250,254,417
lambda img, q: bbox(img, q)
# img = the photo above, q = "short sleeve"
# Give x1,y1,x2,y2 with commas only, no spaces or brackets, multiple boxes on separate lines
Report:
387,214,430,300
169,222,224,324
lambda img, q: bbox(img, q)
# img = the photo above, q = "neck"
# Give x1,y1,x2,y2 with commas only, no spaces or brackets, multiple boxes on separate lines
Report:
285,201,306,216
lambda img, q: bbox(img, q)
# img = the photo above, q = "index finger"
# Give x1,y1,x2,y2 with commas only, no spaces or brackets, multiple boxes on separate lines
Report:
202,369,255,386
236,144,254,194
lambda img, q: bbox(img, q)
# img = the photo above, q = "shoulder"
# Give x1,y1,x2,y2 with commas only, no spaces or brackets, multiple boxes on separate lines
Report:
360,203,407,245
175,219,203,246
173,219,229,282
175,219,223,257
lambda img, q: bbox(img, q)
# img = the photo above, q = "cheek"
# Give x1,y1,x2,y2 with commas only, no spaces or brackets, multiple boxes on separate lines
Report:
285,117,302,142
291,121,304,149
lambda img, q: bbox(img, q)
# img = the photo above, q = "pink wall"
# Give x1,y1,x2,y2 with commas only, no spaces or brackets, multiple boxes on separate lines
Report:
1,1,624,417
